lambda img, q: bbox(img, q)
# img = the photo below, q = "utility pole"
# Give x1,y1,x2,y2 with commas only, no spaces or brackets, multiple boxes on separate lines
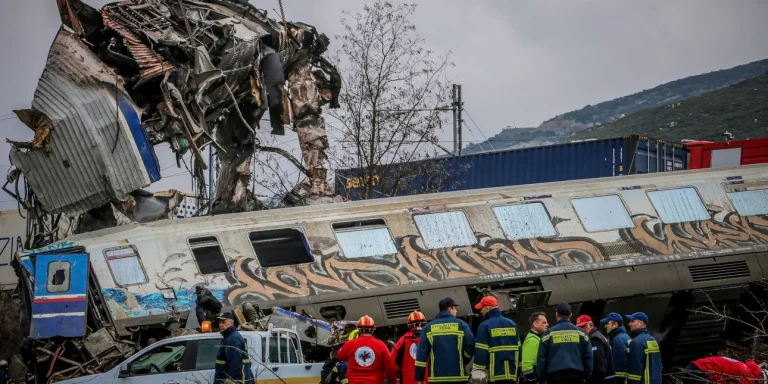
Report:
452,84,464,156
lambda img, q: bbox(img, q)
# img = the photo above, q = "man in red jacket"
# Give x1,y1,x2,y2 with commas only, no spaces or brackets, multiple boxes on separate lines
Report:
338,315,398,384
683,356,764,384
392,311,429,384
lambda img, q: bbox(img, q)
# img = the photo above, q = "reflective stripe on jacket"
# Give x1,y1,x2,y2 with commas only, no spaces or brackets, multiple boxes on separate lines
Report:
520,332,542,377
535,319,593,380
472,308,521,382
609,326,631,384
626,328,662,384
415,311,475,383
214,326,254,384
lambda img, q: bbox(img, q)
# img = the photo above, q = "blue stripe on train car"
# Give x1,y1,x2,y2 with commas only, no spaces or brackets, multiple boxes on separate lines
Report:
32,298,87,315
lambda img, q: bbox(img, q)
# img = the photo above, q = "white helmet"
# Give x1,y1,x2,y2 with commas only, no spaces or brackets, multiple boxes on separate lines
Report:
0,360,8,367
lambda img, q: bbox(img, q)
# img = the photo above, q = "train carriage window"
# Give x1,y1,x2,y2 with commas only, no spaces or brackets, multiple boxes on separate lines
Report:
493,203,557,240
104,246,148,286
333,219,397,258
413,211,477,249
47,261,70,293
727,189,768,216
648,188,710,223
249,228,313,268
572,195,634,232
188,237,229,274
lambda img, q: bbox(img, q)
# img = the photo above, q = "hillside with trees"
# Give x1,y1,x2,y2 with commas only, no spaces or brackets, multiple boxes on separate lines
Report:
570,73,768,142
464,58,768,154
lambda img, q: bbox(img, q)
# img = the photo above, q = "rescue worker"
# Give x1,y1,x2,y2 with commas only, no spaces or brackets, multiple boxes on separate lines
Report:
625,313,661,384
576,315,614,384
600,313,631,384
415,297,475,384
682,356,764,384
521,312,549,384
392,311,428,384
0,360,9,384
214,313,254,384
536,303,593,384
337,316,398,384
196,285,223,324
472,296,521,384
321,323,357,384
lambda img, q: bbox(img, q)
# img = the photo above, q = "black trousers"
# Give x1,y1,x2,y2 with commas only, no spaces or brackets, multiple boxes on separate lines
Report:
548,370,587,384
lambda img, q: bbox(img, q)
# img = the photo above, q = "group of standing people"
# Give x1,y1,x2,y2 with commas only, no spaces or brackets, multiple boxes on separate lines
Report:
324,297,664,384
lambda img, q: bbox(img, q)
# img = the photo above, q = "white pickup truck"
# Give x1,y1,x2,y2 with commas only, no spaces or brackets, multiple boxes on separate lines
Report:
55,328,323,384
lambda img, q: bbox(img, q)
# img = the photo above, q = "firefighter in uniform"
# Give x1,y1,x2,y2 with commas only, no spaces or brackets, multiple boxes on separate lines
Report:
415,297,475,384
472,296,521,384
392,311,429,384
625,313,661,384
214,313,254,384
337,316,398,384
601,313,630,384
535,303,593,384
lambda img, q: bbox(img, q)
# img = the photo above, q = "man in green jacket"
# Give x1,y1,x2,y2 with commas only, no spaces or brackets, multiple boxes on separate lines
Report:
521,311,549,384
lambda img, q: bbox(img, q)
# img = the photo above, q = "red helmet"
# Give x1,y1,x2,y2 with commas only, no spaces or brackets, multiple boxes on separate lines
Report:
357,315,376,330
407,311,427,328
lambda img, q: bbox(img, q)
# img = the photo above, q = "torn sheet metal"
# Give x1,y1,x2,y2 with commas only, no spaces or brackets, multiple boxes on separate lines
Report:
9,28,160,216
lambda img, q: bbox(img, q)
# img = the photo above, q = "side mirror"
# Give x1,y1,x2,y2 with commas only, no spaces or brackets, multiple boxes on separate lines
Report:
118,363,130,378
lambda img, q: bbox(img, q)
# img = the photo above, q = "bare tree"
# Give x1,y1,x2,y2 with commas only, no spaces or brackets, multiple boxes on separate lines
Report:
328,1,457,200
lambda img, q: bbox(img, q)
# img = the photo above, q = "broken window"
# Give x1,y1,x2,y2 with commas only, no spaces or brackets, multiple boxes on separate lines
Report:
333,219,397,258
104,246,148,286
188,236,229,274
47,261,70,293
648,188,710,223
413,211,477,249
572,195,634,232
249,229,313,268
493,203,557,240
727,188,768,216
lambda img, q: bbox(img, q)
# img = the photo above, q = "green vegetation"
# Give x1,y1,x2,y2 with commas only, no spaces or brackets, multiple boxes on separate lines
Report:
571,73,768,142
465,58,768,153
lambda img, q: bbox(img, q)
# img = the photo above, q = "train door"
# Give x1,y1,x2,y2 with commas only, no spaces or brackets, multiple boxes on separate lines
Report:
30,253,89,338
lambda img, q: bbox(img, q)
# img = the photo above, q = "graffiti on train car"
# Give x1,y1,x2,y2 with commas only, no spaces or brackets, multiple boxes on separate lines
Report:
95,213,768,317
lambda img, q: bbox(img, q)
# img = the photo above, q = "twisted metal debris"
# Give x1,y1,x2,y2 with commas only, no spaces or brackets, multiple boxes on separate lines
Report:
7,0,342,226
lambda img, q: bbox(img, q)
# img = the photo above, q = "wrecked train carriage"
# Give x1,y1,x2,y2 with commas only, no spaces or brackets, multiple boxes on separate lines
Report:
15,163,768,373
8,0,342,225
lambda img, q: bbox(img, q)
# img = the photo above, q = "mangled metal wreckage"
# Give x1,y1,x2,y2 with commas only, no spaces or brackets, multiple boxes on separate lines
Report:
6,0,342,228
6,0,345,380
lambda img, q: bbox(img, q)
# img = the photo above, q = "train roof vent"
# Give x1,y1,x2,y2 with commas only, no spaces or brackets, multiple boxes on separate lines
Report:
383,298,420,320
599,240,652,258
688,260,750,283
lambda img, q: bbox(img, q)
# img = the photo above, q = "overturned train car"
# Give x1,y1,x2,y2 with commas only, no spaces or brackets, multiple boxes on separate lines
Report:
15,164,768,374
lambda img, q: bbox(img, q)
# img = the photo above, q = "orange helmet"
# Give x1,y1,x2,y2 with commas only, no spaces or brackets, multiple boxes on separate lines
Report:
357,315,376,330
407,311,427,328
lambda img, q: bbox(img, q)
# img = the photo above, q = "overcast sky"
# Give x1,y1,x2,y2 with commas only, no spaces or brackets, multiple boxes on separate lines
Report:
1,0,768,210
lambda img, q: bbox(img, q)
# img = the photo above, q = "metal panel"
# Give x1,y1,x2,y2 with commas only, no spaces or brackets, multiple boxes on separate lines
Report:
31,253,89,339
676,255,763,289
710,148,742,168
757,252,768,278
540,272,599,305
602,294,672,335
377,292,424,327
419,287,472,319
313,297,385,324
592,263,681,299
336,135,689,200
8,29,159,216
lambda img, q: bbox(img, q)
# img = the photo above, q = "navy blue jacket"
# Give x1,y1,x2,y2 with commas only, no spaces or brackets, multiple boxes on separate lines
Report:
626,328,662,384
473,308,521,382
588,328,614,382
415,311,475,382
535,318,593,380
214,326,254,384
609,326,631,384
